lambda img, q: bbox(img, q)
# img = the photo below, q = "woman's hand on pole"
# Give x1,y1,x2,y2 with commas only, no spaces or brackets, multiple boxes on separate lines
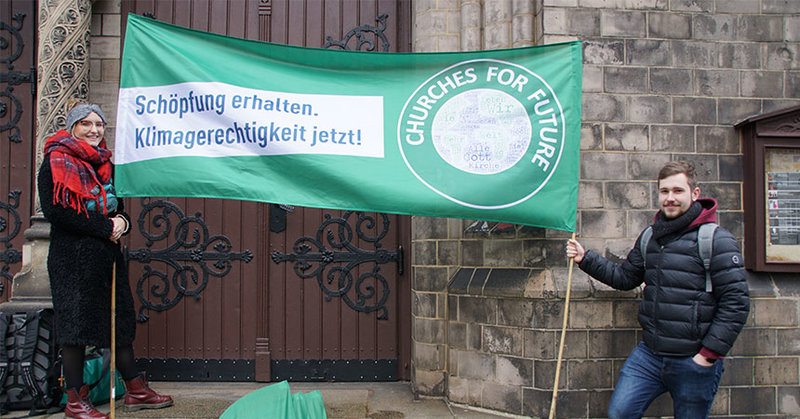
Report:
566,239,585,263
110,216,126,242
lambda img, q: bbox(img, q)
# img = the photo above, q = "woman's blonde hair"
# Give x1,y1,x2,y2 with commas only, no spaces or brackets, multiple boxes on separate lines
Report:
65,98,86,113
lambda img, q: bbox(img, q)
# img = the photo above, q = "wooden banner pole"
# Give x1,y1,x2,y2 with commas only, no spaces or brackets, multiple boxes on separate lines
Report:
548,231,577,419
110,261,116,419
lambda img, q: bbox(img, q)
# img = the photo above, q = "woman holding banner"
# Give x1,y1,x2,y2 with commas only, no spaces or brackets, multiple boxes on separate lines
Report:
38,102,173,419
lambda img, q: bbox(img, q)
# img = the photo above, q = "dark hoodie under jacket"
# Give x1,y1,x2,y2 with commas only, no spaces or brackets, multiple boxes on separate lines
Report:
578,198,750,358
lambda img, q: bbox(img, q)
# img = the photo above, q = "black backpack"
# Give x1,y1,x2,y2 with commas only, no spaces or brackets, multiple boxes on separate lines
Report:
0,310,63,416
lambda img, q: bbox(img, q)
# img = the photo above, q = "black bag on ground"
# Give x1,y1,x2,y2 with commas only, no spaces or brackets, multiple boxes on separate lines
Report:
0,309,63,415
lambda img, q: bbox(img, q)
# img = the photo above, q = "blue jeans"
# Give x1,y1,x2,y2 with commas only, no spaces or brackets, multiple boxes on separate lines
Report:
608,342,724,419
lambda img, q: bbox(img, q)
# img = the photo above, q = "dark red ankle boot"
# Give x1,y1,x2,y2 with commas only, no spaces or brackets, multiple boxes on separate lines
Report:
123,373,174,411
64,385,109,419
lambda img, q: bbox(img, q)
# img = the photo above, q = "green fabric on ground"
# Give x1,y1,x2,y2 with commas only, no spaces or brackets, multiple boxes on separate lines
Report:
220,381,326,419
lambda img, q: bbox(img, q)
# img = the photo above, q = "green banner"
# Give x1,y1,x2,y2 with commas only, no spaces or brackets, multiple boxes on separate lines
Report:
117,14,583,231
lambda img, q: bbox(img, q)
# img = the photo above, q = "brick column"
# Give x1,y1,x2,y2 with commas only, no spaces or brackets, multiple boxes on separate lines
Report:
411,0,460,397
87,0,121,149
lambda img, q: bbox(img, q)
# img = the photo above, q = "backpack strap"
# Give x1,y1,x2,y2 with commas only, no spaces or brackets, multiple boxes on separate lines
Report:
697,223,718,293
86,348,112,391
0,312,11,391
20,312,42,401
640,223,717,292
640,226,653,269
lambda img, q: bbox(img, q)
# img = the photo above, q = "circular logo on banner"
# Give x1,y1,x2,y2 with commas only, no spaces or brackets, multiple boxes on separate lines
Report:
397,59,566,209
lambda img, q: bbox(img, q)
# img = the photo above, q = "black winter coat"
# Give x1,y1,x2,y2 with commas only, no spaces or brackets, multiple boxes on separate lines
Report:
578,202,750,357
38,155,136,347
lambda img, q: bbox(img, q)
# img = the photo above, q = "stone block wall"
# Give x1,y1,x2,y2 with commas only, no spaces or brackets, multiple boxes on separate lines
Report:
412,0,800,417
444,263,800,416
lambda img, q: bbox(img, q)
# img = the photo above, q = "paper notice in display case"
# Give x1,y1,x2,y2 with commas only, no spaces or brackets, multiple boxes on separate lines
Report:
766,148,800,262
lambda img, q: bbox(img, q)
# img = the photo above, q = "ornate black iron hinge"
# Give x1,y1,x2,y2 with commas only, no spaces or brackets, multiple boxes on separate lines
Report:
271,211,403,320
125,199,254,322
0,12,35,144
323,14,390,52
0,191,22,295
274,16,399,319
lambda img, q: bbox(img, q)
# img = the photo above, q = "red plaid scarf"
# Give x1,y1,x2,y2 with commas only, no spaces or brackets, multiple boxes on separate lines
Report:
44,130,113,215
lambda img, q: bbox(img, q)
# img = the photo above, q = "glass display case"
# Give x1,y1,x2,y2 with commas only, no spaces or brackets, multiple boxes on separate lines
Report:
737,105,800,272
765,149,800,263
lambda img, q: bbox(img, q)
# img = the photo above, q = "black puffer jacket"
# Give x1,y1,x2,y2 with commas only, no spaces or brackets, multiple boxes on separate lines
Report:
579,199,750,357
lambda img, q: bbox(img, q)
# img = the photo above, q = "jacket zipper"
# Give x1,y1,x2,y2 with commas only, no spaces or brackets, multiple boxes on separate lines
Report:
654,244,664,348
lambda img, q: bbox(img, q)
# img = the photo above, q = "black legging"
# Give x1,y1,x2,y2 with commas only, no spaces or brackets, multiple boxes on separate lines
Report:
62,344,140,390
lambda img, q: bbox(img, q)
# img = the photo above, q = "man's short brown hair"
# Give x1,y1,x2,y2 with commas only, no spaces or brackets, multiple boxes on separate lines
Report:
658,160,698,190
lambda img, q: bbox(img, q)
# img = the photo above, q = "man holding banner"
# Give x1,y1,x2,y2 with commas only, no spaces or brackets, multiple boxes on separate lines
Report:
566,161,750,418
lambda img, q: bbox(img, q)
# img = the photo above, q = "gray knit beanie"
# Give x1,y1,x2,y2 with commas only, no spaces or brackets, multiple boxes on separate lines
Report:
65,103,107,131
